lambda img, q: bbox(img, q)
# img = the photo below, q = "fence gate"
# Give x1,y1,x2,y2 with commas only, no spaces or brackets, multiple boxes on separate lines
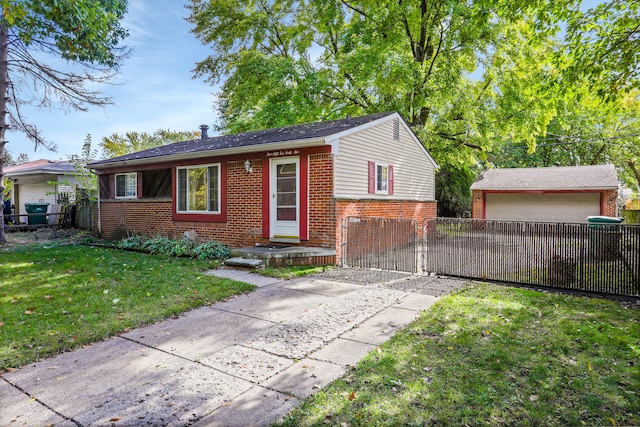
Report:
422,218,640,298
75,198,94,230
341,217,418,273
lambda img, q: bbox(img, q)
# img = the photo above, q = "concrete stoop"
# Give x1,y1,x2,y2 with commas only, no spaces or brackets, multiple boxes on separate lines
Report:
231,245,336,267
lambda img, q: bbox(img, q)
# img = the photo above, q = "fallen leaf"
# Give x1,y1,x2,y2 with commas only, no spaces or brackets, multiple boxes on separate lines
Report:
44,295,52,300
530,395,538,402
0,322,4,327
109,417,122,422
348,391,356,401
24,310,33,315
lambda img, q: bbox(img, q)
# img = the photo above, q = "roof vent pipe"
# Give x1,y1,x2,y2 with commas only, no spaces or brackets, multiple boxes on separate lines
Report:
199,124,209,139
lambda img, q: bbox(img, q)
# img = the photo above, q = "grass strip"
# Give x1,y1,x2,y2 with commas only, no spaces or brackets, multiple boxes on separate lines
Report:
0,243,254,371
277,284,640,426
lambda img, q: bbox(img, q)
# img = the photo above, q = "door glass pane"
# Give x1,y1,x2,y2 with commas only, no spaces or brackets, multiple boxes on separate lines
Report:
276,162,296,221
277,207,296,221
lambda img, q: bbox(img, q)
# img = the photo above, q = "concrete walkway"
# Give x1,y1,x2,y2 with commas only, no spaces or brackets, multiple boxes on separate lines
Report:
1,269,466,426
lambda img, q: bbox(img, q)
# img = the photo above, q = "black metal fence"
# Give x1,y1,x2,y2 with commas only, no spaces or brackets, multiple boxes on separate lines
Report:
341,217,418,273
423,218,640,297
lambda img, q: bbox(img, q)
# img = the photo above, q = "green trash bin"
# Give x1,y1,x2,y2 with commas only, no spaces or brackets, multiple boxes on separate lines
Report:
587,216,624,260
25,203,49,225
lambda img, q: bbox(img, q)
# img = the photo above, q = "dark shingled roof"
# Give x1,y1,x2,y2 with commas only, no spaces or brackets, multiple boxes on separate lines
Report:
89,112,396,167
4,159,76,176
470,164,619,191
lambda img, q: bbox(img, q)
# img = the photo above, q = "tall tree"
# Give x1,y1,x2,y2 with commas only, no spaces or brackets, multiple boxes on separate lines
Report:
563,0,639,97
0,0,128,243
100,129,200,159
188,0,638,216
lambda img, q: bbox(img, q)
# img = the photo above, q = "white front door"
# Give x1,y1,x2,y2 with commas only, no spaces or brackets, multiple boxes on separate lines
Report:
270,157,300,242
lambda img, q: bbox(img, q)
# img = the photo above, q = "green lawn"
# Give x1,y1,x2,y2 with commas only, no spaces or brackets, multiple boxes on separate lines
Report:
0,243,254,371
277,284,640,426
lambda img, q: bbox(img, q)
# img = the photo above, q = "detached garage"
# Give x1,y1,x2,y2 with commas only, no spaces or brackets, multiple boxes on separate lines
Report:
471,164,619,223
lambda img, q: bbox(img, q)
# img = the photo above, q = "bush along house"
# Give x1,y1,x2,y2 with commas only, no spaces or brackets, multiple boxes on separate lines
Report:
88,112,438,265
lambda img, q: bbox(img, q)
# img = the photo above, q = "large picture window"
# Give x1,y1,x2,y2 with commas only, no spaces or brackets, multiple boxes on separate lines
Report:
177,164,220,213
115,173,137,198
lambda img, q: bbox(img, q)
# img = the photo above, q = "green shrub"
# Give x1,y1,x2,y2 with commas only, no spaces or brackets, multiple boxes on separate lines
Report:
119,235,148,250
117,235,230,260
192,241,231,260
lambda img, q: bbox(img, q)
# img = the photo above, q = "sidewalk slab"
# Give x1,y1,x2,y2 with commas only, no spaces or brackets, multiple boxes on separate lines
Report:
282,278,364,297
309,338,376,366
0,379,69,426
3,338,253,424
200,345,294,382
212,285,335,323
123,308,274,361
260,358,346,399
205,268,278,287
340,306,422,345
71,361,252,426
194,386,299,427
392,292,438,311
246,287,406,359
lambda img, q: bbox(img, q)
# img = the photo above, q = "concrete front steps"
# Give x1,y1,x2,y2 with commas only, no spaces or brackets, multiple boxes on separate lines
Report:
228,245,336,268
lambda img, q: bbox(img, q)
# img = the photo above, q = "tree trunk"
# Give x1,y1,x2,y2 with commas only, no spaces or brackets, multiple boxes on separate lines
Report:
627,159,640,194
0,22,8,244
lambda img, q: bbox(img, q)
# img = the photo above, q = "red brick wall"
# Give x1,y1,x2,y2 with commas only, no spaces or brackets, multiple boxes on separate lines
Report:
471,190,483,219
307,153,335,248
334,199,437,263
602,189,618,217
96,156,336,248
95,153,436,260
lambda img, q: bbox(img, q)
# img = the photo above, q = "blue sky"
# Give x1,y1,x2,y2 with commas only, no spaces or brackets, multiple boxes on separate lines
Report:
7,0,217,161
8,1,604,162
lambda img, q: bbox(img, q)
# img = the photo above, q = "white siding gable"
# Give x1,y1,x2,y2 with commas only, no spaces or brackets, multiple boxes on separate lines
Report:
334,116,436,200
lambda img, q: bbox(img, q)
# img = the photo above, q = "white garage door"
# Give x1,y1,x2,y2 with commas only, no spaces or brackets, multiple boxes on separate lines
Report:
485,193,601,223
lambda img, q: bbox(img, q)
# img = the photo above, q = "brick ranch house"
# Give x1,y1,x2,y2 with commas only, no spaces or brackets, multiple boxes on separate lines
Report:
470,164,619,223
88,112,438,263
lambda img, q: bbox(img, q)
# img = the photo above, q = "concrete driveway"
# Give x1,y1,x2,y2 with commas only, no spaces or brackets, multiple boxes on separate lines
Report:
1,269,466,426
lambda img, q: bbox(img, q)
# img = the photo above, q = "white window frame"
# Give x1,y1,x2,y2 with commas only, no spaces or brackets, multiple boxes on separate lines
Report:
115,173,137,199
375,162,389,194
176,163,221,214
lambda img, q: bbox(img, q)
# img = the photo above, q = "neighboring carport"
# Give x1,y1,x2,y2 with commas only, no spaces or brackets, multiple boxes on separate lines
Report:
471,164,619,222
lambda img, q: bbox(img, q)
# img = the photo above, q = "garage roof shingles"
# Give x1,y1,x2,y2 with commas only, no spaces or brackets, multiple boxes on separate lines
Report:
470,164,618,191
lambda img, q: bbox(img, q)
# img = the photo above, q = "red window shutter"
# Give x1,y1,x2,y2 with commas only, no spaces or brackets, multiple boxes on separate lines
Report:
388,165,394,195
109,175,115,199
368,161,375,194
137,172,143,199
